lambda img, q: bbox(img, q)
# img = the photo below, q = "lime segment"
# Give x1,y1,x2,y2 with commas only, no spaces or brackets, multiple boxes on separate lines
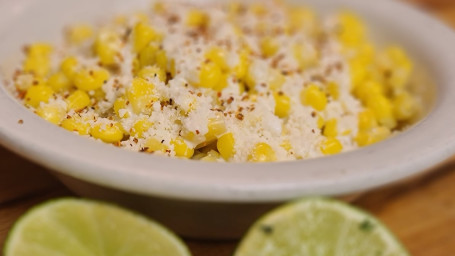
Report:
4,198,191,256
235,198,409,256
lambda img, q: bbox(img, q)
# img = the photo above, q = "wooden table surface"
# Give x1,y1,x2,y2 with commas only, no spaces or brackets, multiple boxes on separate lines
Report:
1,1,455,255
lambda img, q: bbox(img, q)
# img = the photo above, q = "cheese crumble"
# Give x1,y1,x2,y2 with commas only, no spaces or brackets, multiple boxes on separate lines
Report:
7,0,419,162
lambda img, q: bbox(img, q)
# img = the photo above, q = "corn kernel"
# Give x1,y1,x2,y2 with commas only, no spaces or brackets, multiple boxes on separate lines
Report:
67,24,94,45
201,150,221,162
293,43,318,70
27,43,53,57
260,37,278,58
25,85,54,108
205,47,228,72
131,119,153,138
323,119,338,137
248,143,276,162
73,68,110,91
198,61,223,89
113,97,129,118
91,122,124,143
300,84,327,111
153,1,165,13
36,104,65,125
280,140,293,152
273,92,291,118
380,46,413,90
171,138,194,158
47,72,72,92
337,11,366,47
61,117,90,135
138,44,158,68
320,138,343,155
349,59,368,89
366,94,397,129
144,137,168,153
355,126,391,147
23,50,52,77
233,50,250,80
327,81,339,100
205,117,227,143
186,10,209,27
287,7,316,34
250,3,267,16
94,29,121,66
393,91,417,121
269,69,286,91
155,49,168,71
217,133,235,160
60,57,79,79
133,22,161,53
358,109,378,131
66,90,91,111
317,116,325,129
353,80,384,104
127,77,156,114
137,66,166,82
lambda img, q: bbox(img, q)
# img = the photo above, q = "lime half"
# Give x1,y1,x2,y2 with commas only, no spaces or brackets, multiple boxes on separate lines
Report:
235,198,409,256
3,198,191,256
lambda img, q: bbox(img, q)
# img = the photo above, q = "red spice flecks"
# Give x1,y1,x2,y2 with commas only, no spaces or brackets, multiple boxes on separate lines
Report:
18,119,24,124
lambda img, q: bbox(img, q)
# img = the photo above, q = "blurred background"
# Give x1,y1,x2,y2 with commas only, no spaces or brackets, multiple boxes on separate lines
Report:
1,0,454,256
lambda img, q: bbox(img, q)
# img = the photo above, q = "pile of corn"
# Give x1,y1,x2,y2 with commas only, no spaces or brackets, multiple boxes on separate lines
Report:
9,0,419,162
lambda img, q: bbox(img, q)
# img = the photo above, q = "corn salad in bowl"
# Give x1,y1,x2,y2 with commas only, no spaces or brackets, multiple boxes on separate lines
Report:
5,0,420,162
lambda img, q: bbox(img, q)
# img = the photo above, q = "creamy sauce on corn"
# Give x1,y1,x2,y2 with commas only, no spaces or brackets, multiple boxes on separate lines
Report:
5,0,419,162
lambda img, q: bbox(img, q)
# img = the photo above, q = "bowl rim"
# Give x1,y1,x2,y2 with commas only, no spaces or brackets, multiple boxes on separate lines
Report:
1,0,455,203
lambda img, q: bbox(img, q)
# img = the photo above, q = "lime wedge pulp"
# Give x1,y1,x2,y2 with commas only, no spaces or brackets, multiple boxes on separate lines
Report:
3,198,191,256
235,197,409,256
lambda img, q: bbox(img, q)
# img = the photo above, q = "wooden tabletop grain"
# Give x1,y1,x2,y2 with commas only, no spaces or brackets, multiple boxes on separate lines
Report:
1,1,455,256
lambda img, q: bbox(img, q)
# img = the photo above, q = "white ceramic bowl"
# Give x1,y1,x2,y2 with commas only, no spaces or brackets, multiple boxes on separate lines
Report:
1,0,455,239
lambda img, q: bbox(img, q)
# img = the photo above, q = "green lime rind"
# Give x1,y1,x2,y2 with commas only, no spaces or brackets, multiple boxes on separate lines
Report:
235,197,409,256
3,198,191,256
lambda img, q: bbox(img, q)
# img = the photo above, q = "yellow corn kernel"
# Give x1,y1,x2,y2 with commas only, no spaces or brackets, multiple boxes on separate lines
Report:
320,138,343,155
23,57,51,77
205,117,227,143
73,68,110,91
91,122,124,143
36,104,65,125
60,57,79,79
353,80,384,104
201,150,222,162
94,29,121,66
66,90,91,111
260,37,278,58
171,138,194,158
317,115,324,129
47,72,71,92
380,46,413,90
233,50,250,80
366,94,397,129
138,44,158,68
322,119,338,137
113,97,129,118
205,47,228,72
342,129,352,136
67,24,94,45
355,126,391,147
248,143,276,162
153,1,165,13
131,119,153,138
127,77,156,114
155,49,168,70
393,91,417,121
349,59,368,89
250,3,266,16
273,92,291,118
61,117,90,135
144,138,168,153
217,133,235,160
280,140,293,152
186,10,209,27
300,84,327,111
358,109,378,131
327,81,339,100
269,70,286,91
24,85,54,108
133,22,161,53
27,43,53,57
293,43,318,70
137,66,166,82
287,7,316,34
337,11,366,47
198,61,223,89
